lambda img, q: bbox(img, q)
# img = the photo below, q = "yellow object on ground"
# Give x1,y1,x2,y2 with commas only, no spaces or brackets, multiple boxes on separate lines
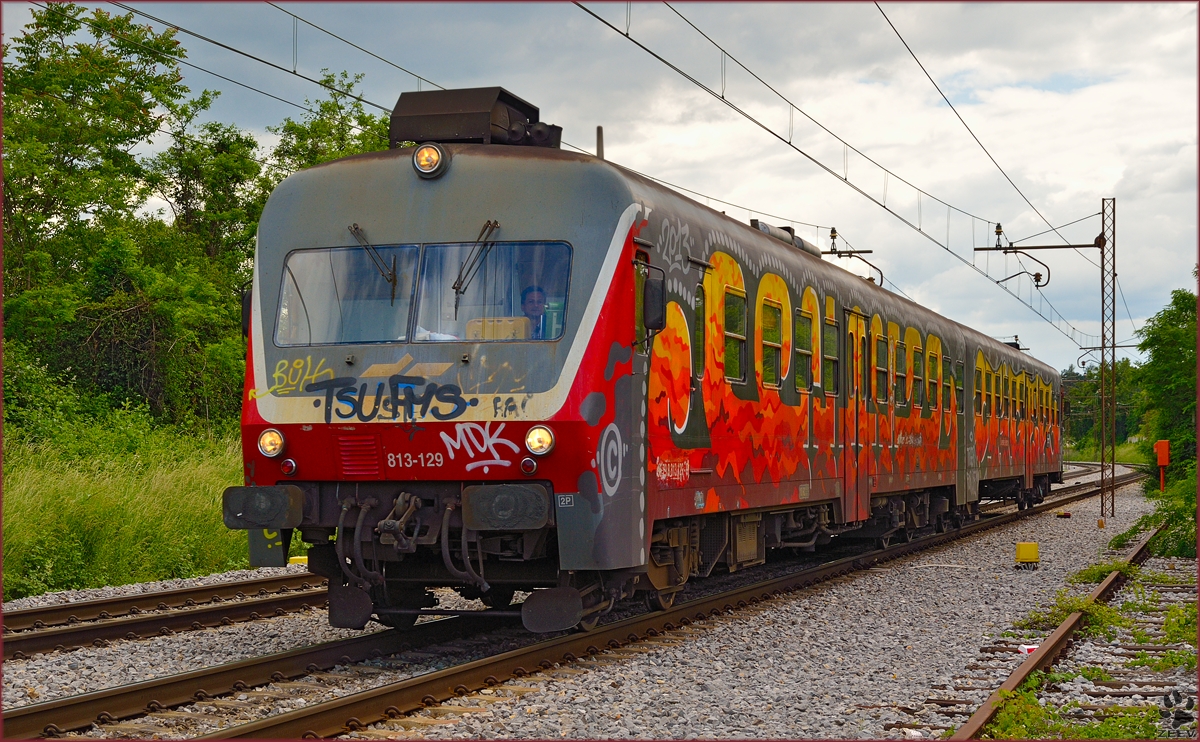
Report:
288,555,308,565
1015,542,1039,564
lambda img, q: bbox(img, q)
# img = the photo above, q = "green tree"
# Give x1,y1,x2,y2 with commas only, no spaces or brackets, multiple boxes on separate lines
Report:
1136,283,1197,481
258,70,390,190
143,92,263,278
1060,359,1141,453
1,3,187,291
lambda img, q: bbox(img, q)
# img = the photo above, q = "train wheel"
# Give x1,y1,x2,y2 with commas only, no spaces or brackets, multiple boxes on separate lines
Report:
376,612,419,630
373,588,432,630
483,588,516,609
647,589,676,611
577,611,601,632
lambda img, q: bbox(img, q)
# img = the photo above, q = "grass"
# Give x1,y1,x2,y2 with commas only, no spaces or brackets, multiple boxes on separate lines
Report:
1068,560,1142,584
1013,589,1132,641
1126,649,1197,673
1062,441,1142,463
982,688,1161,739
1162,602,1198,647
2,407,254,601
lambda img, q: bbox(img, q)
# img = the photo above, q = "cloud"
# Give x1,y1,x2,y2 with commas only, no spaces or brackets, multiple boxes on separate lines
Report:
3,1,1194,373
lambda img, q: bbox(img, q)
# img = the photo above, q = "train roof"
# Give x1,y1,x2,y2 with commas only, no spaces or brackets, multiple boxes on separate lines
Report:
279,142,1059,381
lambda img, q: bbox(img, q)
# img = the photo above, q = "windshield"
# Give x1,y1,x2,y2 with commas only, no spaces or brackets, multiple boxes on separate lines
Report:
414,241,571,342
275,245,418,346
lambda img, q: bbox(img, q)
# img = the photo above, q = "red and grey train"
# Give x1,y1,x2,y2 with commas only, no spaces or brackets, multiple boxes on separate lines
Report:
224,87,1063,632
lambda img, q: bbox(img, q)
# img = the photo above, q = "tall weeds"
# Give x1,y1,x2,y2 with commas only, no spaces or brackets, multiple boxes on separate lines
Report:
2,407,250,601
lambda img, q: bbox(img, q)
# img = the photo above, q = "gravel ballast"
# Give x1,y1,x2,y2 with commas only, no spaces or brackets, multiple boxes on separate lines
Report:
2,468,1163,740
390,482,1158,739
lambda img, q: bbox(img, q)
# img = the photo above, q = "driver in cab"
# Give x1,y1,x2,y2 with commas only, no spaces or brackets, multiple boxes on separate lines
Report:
522,285,548,339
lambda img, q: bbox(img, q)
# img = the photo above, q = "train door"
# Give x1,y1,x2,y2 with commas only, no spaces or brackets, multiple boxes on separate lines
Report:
961,346,980,503
1022,373,1033,491
843,307,870,523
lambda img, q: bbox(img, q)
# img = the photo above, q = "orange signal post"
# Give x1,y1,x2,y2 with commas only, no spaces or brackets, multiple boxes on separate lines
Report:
1154,440,1170,492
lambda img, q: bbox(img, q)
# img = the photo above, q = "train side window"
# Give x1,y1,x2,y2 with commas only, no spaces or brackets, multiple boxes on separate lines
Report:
942,356,952,410
761,301,782,388
822,317,839,396
861,335,869,400
693,286,705,379
1044,390,1049,423
927,351,938,410
912,347,924,408
634,250,649,354
724,289,747,383
974,368,983,415
984,372,992,418
875,335,889,403
894,341,908,406
993,373,1000,419
794,309,813,392
954,360,964,414
1053,394,1058,425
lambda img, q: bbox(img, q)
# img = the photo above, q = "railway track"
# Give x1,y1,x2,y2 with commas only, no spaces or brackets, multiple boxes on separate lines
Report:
2,574,328,660
949,525,1194,739
3,466,1124,661
5,471,1143,739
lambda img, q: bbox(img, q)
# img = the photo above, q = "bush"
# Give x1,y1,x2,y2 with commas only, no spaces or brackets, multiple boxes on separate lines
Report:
1113,462,1197,558
1014,589,1132,640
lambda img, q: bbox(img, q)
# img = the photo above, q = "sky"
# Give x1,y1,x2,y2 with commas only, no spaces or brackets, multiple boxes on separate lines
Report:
4,2,1196,373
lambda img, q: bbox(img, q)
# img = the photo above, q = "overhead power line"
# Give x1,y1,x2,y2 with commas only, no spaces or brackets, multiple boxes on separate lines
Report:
33,1,314,117
108,1,392,113
576,2,1097,348
662,1,989,224
265,2,444,92
34,0,378,153
875,3,1141,340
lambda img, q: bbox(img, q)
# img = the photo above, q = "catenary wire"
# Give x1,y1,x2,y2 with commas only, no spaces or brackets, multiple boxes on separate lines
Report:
1010,213,1101,244
874,3,1100,270
34,0,378,153
577,1,1094,347
651,2,1097,347
115,1,835,237
662,1,990,224
32,1,316,118
265,2,444,92
876,3,1142,341
29,2,1007,310
108,1,392,113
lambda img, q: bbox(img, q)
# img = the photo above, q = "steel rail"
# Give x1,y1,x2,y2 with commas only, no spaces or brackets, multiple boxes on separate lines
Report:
979,469,1143,513
10,472,1143,738
2,614,513,739
201,474,1146,739
3,589,329,660
950,524,1163,740
2,574,325,632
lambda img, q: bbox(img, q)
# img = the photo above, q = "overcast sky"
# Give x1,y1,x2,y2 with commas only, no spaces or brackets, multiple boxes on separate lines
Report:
5,2,1196,373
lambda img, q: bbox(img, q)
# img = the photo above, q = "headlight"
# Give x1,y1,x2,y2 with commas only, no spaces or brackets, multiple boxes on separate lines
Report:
412,142,447,179
258,428,285,458
525,425,555,456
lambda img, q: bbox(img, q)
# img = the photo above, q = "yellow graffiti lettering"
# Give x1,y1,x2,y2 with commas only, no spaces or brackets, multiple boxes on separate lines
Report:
262,528,281,547
251,356,336,399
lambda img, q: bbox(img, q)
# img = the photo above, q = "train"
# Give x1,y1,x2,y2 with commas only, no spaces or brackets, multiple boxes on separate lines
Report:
223,87,1063,633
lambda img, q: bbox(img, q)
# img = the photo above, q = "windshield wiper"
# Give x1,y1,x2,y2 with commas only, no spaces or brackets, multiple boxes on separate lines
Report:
348,223,398,305
451,219,500,319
